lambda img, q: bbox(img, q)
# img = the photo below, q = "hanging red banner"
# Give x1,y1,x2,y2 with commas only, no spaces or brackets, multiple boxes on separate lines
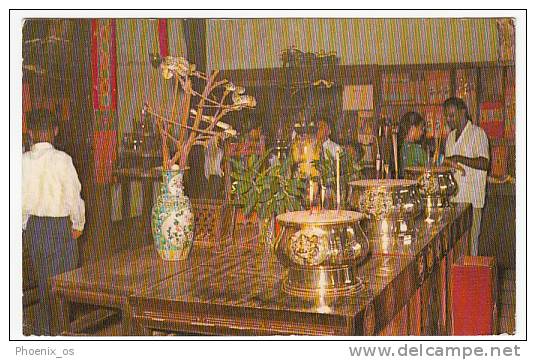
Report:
91,19,117,112
158,19,169,57
93,130,117,184
91,19,118,184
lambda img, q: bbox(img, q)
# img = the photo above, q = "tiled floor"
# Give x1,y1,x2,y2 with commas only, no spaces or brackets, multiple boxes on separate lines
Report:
498,268,516,335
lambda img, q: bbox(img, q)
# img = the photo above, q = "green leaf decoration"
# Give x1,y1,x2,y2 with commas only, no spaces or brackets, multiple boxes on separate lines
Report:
230,158,246,172
259,188,272,203
243,191,258,215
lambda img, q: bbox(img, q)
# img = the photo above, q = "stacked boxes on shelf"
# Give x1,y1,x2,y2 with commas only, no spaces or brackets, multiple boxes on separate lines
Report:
424,70,450,104
480,101,504,139
479,67,504,140
504,67,515,139
382,71,413,104
478,67,514,178
376,65,514,178
381,70,449,106
456,69,478,123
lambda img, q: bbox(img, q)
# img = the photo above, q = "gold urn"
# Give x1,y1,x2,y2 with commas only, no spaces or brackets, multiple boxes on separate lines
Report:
274,210,369,297
405,166,458,209
347,179,423,250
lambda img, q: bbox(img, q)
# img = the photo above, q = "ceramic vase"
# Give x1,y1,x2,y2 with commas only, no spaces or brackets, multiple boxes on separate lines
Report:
151,167,194,260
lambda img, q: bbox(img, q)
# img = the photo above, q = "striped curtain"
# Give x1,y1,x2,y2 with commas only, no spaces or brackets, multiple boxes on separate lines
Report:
115,18,187,143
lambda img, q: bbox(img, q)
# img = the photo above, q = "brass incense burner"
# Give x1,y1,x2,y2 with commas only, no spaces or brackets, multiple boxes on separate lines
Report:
274,210,369,297
347,179,423,249
405,166,458,209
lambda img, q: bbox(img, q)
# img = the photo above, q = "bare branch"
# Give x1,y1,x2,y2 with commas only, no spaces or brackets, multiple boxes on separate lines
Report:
178,76,192,144
207,90,230,132
188,87,229,107
153,113,169,170
146,60,253,169
145,108,219,136
168,145,183,169
169,75,181,124
184,70,220,157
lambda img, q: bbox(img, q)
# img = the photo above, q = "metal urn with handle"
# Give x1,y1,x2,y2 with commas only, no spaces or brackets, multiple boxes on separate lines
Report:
404,166,458,209
347,179,423,252
274,210,370,297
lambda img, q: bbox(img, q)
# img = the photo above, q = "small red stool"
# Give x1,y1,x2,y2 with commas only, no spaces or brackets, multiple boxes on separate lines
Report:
451,256,498,335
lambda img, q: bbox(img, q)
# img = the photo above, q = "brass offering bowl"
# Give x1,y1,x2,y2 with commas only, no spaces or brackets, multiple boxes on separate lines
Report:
347,179,423,247
274,210,369,297
405,166,458,209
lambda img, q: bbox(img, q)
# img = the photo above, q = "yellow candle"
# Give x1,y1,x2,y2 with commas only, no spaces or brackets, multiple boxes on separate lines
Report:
309,179,314,211
336,148,341,210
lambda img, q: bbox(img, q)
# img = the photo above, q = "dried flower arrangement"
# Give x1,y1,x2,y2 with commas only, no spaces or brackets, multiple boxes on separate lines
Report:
143,53,256,171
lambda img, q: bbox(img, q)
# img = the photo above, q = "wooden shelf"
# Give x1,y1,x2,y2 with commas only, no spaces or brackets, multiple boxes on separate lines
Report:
490,138,516,146
381,103,446,107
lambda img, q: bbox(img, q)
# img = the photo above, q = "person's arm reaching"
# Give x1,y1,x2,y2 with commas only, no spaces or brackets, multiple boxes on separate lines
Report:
446,129,489,171
445,155,489,171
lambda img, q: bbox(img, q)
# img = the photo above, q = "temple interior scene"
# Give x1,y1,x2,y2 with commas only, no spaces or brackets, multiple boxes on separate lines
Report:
20,16,518,337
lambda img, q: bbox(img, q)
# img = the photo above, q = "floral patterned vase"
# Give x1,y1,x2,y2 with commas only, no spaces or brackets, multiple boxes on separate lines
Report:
151,168,194,261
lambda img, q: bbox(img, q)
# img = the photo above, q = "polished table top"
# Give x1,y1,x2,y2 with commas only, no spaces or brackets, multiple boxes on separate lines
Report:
51,243,219,297
130,245,414,332
129,204,472,335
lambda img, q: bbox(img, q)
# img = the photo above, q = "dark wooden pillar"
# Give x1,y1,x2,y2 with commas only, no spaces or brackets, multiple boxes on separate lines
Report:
183,18,207,72
80,19,119,263
64,19,106,265
182,18,207,199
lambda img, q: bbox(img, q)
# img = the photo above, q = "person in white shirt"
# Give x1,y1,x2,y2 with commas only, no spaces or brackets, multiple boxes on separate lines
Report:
443,97,489,256
22,109,85,335
316,120,341,159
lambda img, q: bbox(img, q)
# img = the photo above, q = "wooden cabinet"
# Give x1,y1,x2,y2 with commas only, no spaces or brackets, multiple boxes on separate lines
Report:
223,61,516,178
378,68,451,142
375,63,515,177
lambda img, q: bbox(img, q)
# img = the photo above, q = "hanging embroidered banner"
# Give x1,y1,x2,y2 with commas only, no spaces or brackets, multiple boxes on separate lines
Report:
91,19,117,183
92,18,117,113
158,19,169,57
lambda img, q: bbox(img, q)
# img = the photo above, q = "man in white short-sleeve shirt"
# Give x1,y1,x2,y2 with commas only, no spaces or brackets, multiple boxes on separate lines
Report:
443,97,489,256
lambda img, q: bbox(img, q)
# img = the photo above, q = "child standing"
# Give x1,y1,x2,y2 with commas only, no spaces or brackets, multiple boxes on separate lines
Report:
22,109,85,335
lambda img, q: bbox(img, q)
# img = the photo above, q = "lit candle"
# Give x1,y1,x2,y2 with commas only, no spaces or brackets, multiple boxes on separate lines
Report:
376,152,381,178
336,148,341,211
321,185,326,210
309,179,314,212
392,131,398,179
